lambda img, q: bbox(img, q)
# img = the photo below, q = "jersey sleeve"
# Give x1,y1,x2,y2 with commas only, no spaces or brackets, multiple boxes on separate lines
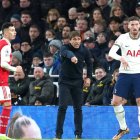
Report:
109,35,123,61
1,45,16,72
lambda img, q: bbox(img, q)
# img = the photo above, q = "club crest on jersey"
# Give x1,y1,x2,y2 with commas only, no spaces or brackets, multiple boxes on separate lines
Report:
126,50,140,57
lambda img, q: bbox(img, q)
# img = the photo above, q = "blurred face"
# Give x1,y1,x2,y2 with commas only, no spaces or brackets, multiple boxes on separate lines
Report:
122,20,129,32
32,57,41,67
57,17,67,29
92,10,102,21
68,9,77,20
62,26,71,38
76,19,88,32
21,42,31,52
20,0,30,8
96,33,106,44
128,20,140,37
93,23,104,33
77,12,86,20
70,36,81,49
12,43,21,51
21,14,31,25
29,27,40,40
113,7,122,17
12,56,21,66
35,100,42,106
14,70,25,81
83,68,87,79
10,18,21,29
4,26,16,41
34,67,44,79
81,0,90,8
135,7,140,17
95,68,106,80
48,12,58,22
45,31,55,40
96,0,108,7
2,0,11,8
109,21,120,32
43,56,54,67
49,46,58,54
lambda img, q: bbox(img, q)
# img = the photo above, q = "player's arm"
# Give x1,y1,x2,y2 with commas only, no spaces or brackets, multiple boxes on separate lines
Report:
108,44,121,60
1,45,16,72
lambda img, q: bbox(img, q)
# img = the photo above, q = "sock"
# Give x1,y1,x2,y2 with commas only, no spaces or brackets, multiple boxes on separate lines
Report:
0,106,12,134
138,106,140,135
114,105,127,130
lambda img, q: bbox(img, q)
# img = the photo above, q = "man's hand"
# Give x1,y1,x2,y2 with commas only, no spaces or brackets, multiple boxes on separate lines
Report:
120,56,129,70
16,66,23,73
71,56,78,64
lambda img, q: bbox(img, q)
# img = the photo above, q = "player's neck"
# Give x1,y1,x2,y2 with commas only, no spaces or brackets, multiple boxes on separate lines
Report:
129,32,140,39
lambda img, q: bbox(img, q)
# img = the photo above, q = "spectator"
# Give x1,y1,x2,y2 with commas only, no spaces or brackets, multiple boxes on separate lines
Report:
43,29,56,53
18,0,41,22
48,39,62,63
42,52,61,79
9,69,30,105
45,8,60,30
110,3,127,23
29,24,45,56
85,66,112,105
11,36,21,51
10,14,22,34
84,36,101,71
95,0,111,22
18,10,32,39
55,16,68,39
82,66,92,104
68,7,77,30
0,0,17,28
29,67,54,105
20,37,33,75
29,53,43,75
12,50,22,67
7,113,42,139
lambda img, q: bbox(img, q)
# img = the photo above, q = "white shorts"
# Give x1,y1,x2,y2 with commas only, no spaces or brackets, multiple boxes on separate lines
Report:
0,86,11,102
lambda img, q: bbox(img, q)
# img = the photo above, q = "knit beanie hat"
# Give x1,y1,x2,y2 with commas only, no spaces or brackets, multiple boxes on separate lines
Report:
12,51,22,62
48,39,62,49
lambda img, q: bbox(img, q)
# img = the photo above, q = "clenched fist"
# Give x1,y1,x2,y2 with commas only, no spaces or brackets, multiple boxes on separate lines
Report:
71,56,78,64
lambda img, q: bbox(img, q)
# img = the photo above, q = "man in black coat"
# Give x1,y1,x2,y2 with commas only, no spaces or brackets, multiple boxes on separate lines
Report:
55,31,93,139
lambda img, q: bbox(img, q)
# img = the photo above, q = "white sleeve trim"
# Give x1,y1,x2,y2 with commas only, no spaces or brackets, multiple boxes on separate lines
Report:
1,45,16,72
109,44,121,61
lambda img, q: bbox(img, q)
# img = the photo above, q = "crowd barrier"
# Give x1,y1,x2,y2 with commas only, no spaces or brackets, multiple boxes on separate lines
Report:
1,106,138,139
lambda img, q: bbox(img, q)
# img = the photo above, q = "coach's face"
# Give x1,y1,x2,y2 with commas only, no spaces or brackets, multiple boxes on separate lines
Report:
70,36,81,49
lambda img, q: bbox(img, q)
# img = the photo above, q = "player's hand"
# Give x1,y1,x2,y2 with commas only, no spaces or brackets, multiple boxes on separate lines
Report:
16,66,23,73
84,78,91,87
71,56,78,64
120,57,129,70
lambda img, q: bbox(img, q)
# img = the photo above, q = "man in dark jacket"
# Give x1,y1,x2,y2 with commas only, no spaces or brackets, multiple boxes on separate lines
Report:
29,67,54,105
55,31,93,139
85,66,112,105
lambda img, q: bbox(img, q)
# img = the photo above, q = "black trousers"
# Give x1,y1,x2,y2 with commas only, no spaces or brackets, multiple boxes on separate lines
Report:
56,83,83,136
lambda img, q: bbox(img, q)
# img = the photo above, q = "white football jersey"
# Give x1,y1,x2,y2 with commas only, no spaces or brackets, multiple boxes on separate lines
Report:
109,32,140,73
